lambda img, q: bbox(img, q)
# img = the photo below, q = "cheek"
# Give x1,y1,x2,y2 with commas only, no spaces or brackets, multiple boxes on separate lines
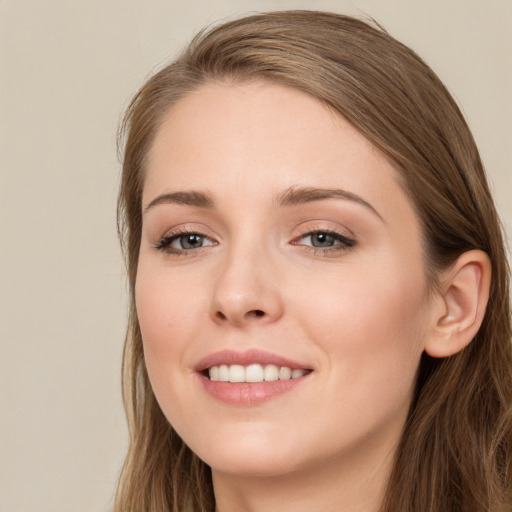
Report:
302,256,426,323
135,265,204,376
298,261,429,391
300,273,428,451
134,265,210,434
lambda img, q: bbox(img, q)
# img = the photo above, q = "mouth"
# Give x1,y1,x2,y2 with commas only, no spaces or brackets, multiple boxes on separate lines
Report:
205,363,312,382
195,349,313,405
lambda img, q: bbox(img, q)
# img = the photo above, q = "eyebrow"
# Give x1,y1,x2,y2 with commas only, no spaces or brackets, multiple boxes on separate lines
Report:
143,191,214,213
143,186,383,221
275,186,383,221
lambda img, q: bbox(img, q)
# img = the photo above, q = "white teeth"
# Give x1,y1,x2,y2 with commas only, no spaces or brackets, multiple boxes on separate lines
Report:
210,366,219,381
279,366,292,380
229,364,245,382
246,364,264,382
218,364,229,382
263,364,279,381
207,364,310,383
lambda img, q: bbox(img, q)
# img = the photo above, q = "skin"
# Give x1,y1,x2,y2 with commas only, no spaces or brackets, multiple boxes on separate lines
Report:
136,81,442,512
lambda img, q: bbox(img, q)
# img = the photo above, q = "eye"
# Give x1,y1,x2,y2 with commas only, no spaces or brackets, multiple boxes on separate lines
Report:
293,230,356,252
172,233,210,250
303,232,339,248
155,231,216,254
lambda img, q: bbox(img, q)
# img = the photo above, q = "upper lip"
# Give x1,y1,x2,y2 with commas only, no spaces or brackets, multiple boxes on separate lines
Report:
194,349,312,373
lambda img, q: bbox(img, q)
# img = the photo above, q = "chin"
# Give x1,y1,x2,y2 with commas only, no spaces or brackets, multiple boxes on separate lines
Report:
185,424,306,477
205,450,303,478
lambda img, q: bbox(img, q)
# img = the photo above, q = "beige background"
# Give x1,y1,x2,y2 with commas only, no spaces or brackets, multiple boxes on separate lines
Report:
1,1,510,511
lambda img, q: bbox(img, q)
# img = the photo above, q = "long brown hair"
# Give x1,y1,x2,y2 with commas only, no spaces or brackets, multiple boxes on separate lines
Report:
116,11,512,511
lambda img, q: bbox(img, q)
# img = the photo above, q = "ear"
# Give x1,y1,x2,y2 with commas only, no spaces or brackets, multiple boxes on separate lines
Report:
425,250,491,358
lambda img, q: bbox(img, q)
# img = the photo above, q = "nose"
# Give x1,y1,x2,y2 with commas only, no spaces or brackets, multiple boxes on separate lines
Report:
209,243,284,327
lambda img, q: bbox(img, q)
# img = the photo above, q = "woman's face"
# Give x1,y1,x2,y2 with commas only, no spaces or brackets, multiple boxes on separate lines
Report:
136,81,434,478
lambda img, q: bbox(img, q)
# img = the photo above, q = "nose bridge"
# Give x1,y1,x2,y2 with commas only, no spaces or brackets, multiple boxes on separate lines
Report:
210,230,283,326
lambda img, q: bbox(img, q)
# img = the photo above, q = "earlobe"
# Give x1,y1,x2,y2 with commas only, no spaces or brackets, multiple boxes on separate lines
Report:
424,250,491,358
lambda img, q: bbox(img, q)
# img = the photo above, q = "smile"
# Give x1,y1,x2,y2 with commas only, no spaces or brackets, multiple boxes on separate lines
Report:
196,349,313,405
208,364,310,382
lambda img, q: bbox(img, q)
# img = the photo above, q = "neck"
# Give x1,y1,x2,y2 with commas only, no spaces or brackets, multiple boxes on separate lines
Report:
212,441,395,512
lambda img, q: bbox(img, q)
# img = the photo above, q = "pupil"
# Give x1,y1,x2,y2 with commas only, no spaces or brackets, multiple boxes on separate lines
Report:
312,233,334,247
182,234,202,249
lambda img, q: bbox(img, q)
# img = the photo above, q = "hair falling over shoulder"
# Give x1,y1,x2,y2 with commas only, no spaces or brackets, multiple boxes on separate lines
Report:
115,10,512,512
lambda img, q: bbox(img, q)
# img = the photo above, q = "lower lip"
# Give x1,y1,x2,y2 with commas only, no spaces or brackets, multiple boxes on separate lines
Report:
198,373,311,406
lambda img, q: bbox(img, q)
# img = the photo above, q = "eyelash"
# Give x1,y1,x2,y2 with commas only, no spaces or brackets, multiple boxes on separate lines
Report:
154,228,357,256
154,228,215,256
292,229,356,256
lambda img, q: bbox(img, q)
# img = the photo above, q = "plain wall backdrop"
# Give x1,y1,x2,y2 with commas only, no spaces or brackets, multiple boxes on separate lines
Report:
1,1,510,511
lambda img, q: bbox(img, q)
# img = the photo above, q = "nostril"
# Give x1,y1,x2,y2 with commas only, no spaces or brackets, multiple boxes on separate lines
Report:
249,310,265,318
214,309,266,322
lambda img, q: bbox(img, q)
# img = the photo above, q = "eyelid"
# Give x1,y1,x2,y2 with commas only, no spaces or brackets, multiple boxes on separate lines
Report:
290,223,357,254
292,229,355,245
151,221,356,257
292,221,355,240
153,225,218,255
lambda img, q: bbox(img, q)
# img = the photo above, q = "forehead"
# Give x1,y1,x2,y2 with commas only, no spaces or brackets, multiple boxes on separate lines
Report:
147,81,393,188
144,81,415,225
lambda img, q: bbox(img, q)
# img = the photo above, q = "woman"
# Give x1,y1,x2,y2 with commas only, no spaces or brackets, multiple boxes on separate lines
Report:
115,10,512,512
